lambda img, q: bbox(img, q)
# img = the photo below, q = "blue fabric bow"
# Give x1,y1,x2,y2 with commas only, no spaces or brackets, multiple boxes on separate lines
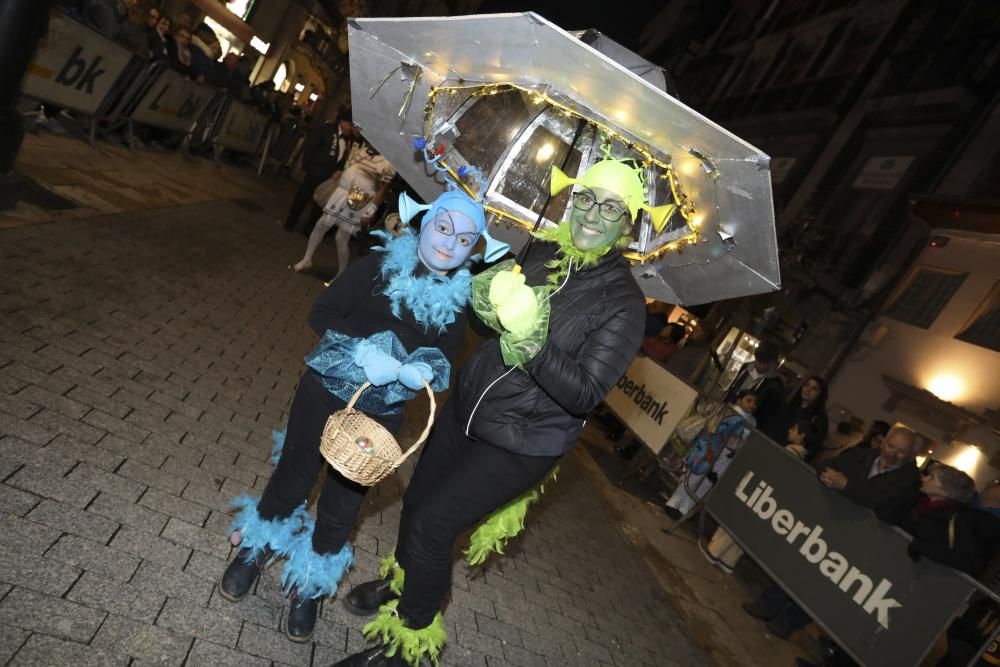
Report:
304,330,450,416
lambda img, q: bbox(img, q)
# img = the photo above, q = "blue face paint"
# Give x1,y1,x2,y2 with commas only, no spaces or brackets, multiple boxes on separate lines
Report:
418,209,479,271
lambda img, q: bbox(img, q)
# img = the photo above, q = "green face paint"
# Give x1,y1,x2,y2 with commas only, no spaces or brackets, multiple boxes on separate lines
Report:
568,186,629,251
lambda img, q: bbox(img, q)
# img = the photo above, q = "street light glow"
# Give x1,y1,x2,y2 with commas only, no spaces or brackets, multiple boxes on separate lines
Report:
926,374,963,402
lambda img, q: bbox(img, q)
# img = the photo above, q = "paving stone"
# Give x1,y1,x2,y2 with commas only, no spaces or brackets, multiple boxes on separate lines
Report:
131,559,214,606
0,413,58,446
0,512,62,554
0,435,76,474
27,498,118,542
477,612,524,646
0,586,106,642
184,549,228,582
67,462,146,502
44,433,126,471
0,546,82,596
0,623,29,664
81,408,150,444
67,571,167,624
161,457,224,490
236,621,312,664
28,408,105,444
4,361,75,396
9,633,127,667
87,491,169,535
15,385,90,420
0,484,41,516
46,534,141,582
91,611,193,665
118,459,188,496
186,638,269,667
156,597,242,648
139,488,211,525
111,525,192,569
160,517,230,558
207,588,281,629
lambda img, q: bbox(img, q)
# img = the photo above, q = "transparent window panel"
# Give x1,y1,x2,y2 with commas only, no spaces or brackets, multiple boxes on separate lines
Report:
496,123,582,222
451,91,533,181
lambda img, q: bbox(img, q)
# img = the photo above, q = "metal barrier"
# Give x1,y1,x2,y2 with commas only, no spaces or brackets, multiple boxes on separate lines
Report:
18,11,278,160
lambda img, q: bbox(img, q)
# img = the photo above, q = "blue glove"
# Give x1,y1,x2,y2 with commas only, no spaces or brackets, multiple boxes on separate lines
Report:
353,343,402,386
397,362,434,391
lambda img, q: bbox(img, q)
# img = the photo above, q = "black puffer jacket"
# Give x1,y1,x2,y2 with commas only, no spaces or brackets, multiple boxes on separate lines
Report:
453,241,645,457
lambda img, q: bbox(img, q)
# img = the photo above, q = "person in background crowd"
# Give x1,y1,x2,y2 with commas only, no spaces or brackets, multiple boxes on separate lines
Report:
935,483,1000,667
644,300,671,337
283,107,354,233
813,418,865,464
83,0,143,52
189,24,220,84
783,418,822,461
760,375,829,460
858,419,891,449
663,321,718,388
292,140,395,277
725,340,785,426
700,417,822,573
222,53,249,99
147,13,171,62
642,322,685,364
743,425,921,639
144,6,159,31
802,464,1000,667
166,26,193,78
664,389,758,520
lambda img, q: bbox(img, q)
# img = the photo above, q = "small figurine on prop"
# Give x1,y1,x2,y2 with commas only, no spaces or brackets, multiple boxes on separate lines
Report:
334,155,673,667
218,173,497,643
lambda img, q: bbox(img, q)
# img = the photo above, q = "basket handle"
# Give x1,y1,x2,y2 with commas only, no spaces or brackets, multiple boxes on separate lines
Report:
393,381,437,466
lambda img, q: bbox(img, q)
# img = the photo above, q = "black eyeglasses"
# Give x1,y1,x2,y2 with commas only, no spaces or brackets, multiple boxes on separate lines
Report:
571,191,629,223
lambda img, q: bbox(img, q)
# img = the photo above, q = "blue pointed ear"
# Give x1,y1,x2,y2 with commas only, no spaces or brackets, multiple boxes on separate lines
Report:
481,229,510,263
398,192,432,225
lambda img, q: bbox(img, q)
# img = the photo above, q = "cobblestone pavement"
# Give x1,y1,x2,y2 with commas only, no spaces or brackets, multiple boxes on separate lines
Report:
0,197,709,666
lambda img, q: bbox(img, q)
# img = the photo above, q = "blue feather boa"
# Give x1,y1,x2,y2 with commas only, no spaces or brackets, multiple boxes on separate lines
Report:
280,531,354,599
229,495,309,561
372,229,472,333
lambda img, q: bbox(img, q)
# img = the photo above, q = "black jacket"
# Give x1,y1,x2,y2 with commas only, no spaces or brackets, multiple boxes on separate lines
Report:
725,363,785,426
301,122,352,183
307,249,467,432
822,447,921,525
901,505,1000,577
453,242,645,457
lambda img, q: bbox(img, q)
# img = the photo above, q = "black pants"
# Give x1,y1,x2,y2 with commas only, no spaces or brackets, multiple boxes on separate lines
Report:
284,179,323,232
258,372,400,554
395,398,559,628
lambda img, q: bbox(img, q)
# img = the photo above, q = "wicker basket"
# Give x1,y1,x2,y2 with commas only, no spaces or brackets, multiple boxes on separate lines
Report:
319,381,436,486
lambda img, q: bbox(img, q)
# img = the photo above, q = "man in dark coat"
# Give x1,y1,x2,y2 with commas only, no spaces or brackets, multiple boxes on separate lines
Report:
725,340,785,426
283,107,354,234
743,425,921,639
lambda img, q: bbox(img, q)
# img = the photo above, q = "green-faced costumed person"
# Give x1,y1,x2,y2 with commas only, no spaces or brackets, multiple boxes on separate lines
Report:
333,157,667,666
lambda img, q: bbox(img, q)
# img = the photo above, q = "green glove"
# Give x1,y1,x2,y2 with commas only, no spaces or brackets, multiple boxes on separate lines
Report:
489,270,525,307
496,282,539,336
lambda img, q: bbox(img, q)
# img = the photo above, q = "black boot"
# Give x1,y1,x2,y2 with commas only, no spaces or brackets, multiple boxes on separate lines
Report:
331,645,408,666
218,547,273,602
286,587,320,643
343,578,398,617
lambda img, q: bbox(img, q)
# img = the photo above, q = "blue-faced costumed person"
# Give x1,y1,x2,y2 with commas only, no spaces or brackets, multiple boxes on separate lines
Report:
333,157,674,667
218,187,490,643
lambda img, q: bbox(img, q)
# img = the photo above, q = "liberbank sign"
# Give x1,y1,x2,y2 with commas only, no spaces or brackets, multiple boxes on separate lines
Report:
706,433,975,667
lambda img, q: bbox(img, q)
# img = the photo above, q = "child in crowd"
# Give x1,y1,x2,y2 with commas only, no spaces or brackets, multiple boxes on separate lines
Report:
664,389,758,520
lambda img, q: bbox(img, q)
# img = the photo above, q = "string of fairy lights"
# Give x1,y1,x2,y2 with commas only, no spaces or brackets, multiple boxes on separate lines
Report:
419,82,707,262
